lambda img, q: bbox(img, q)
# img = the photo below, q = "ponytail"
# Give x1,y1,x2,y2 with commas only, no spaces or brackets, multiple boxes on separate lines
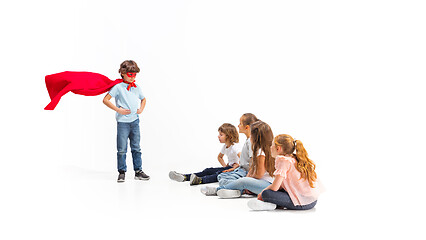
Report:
294,139,317,188
274,135,317,188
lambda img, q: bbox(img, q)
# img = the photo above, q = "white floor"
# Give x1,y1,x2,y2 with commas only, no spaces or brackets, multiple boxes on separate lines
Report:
2,1,426,239
2,161,421,240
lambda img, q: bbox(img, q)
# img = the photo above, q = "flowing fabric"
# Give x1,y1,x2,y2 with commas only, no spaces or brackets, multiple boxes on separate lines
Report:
44,71,122,110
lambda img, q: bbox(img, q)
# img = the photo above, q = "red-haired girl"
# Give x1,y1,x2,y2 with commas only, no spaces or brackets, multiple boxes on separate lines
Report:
248,134,324,210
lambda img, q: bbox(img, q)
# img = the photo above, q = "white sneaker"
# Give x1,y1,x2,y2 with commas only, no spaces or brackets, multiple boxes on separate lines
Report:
169,171,185,182
200,186,218,196
247,199,277,211
217,189,241,199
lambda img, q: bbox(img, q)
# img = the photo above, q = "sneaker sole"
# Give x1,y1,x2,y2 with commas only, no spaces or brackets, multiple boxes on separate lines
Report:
169,171,185,182
117,179,125,183
247,199,277,211
200,186,218,196
217,189,241,199
134,177,150,180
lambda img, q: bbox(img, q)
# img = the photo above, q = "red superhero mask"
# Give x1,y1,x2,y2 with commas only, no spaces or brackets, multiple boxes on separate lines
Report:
126,72,137,78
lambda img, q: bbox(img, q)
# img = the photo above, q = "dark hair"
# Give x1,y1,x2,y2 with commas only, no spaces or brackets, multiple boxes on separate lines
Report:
118,60,140,78
241,113,258,127
218,123,239,144
250,121,275,177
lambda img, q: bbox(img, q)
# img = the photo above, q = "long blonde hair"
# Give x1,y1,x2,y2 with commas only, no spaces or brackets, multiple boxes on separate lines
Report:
250,121,275,177
274,134,317,188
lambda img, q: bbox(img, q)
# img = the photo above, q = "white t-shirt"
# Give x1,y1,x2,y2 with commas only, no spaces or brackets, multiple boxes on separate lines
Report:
220,144,240,167
256,149,274,183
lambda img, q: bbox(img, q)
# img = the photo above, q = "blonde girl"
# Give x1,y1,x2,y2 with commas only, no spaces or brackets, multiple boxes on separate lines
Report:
248,134,324,210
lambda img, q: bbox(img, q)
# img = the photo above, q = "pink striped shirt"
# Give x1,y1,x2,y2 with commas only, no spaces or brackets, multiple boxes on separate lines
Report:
274,155,324,206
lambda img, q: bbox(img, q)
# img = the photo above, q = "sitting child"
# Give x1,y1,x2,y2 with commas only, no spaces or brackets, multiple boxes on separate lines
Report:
212,121,275,198
247,134,324,211
169,123,241,185
201,113,258,195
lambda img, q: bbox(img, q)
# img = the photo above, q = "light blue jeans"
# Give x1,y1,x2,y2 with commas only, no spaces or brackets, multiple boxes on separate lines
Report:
217,176,272,195
217,167,248,186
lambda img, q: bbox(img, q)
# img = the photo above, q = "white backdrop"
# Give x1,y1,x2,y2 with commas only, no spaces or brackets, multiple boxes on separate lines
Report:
1,0,425,239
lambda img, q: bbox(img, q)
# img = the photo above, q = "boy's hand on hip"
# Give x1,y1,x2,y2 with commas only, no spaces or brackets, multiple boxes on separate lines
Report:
117,107,131,115
137,108,143,114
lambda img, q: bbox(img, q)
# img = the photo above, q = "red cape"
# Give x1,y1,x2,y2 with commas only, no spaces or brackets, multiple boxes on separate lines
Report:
44,71,122,110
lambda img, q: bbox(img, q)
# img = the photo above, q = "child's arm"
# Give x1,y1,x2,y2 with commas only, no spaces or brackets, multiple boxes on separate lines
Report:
246,157,254,177
217,153,227,167
136,98,146,114
103,94,130,115
258,175,284,200
222,163,239,173
251,155,266,179
222,151,241,172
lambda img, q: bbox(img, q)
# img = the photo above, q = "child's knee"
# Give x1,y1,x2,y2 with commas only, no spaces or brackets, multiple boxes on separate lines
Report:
218,178,229,186
217,173,224,180
130,147,141,153
261,189,275,200
117,149,127,155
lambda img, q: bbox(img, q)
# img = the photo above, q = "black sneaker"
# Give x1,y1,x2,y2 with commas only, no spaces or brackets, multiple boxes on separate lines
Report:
135,170,150,180
189,173,202,186
117,172,125,183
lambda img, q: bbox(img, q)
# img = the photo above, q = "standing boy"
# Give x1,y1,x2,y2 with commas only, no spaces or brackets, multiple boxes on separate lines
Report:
103,60,150,182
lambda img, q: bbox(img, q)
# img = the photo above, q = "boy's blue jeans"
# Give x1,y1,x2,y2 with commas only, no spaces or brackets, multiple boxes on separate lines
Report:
117,119,142,173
